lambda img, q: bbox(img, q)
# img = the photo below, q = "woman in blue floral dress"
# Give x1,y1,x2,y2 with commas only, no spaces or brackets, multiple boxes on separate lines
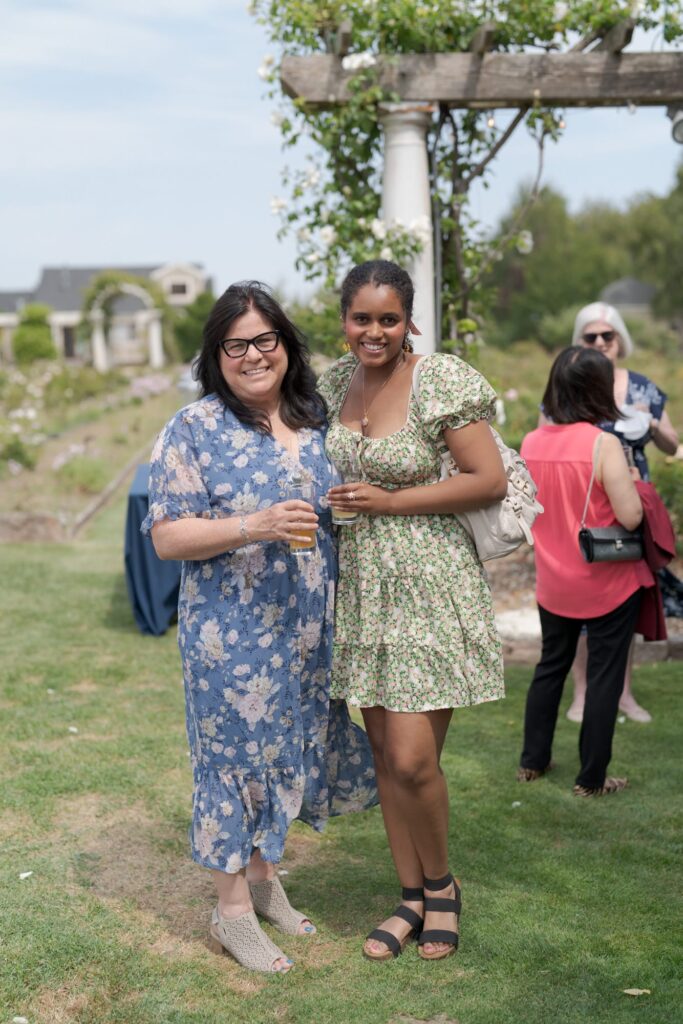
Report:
143,282,376,974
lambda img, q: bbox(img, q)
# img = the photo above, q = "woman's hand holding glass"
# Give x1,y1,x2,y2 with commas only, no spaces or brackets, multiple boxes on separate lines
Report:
248,500,319,545
327,480,393,517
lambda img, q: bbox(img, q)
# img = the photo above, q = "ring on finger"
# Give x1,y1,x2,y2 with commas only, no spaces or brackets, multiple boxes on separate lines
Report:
348,491,356,501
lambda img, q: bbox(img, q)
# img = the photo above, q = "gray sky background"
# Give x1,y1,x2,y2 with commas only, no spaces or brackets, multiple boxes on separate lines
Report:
2,0,682,299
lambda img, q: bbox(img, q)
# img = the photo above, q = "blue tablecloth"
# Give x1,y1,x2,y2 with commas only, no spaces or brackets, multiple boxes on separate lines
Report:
124,463,181,636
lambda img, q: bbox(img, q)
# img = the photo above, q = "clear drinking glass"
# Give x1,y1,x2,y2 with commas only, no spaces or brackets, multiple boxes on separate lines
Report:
331,451,361,526
287,469,316,554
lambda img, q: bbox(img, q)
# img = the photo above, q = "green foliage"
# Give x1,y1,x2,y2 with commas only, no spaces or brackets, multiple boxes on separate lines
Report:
43,366,128,408
56,455,110,494
624,316,682,357
489,187,634,344
536,306,578,353
650,459,683,542
252,1,682,340
287,291,346,357
12,304,57,364
0,436,37,469
626,164,683,318
173,291,215,362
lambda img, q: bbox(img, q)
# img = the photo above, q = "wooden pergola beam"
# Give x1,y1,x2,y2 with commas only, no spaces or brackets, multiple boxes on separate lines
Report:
281,52,683,108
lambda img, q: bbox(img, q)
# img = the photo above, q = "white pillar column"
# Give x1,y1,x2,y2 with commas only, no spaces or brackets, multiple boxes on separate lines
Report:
148,313,164,369
0,324,13,363
50,318,64,357
91,309,108,372
379,104,436,355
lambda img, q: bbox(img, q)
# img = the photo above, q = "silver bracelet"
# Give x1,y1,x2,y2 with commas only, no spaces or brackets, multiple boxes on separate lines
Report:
239,516,249,543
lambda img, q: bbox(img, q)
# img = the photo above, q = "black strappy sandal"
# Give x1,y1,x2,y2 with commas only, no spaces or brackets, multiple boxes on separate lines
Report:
363,886,424,962
418,872,461,961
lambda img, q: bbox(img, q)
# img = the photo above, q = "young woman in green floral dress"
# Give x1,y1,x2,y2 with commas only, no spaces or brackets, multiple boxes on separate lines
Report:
317,260,506,962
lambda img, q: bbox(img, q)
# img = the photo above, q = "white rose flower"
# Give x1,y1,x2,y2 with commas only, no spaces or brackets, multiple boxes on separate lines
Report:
270,196,288,215
319,225,337,246
370,218,387,240
516,230,534,255
341,52,377,71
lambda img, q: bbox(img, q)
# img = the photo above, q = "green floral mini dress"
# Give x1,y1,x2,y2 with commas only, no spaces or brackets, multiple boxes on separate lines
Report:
317,352,505,713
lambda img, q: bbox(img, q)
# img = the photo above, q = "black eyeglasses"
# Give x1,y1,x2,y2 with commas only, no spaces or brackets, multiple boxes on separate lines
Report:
582,330,616,345
220,330,281,359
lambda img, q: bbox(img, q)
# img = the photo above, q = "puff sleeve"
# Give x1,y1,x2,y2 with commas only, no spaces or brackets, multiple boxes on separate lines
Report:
316,354,358,419
414,353,497,442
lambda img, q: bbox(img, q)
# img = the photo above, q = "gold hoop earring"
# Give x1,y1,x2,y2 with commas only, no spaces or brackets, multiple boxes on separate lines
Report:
342,339,350,352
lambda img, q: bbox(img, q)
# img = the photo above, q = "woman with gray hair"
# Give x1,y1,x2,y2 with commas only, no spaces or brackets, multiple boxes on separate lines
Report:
564,301,678,724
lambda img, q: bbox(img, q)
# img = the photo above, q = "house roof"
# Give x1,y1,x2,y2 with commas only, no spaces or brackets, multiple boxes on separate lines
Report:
0,291,32,313
32,266,161,312
600,277,656,307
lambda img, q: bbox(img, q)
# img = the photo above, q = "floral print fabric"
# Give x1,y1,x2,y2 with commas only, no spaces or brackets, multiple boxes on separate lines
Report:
603,370,667,482
318,353,505,713
142,396,377,873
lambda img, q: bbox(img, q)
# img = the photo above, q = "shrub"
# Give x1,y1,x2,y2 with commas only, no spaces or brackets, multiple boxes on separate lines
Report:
287,292,346,359
56,455,109,494
43,366,127,408
650,459,683,543
173,292,216,362
623,316,682,357
0,436,37,469
536,307,577,353
12,304,57,364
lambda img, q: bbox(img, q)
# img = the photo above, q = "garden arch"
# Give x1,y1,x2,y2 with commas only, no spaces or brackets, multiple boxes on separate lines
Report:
88,281,165,372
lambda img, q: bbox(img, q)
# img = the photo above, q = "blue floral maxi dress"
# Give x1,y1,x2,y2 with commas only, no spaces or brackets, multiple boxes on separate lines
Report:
142,396,377,874
317,353,505,713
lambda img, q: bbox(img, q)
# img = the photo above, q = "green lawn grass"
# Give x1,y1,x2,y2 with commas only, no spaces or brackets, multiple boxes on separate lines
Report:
1,494,681,1024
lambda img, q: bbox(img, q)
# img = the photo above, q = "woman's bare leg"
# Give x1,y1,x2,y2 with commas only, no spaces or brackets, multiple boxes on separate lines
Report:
361,706,455,957
567,635,588,721
211,863,291,970
618,638,651,721
245,850,315,934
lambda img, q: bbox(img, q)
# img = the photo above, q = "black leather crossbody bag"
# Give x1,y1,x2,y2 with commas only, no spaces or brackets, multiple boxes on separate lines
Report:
577,434,643,564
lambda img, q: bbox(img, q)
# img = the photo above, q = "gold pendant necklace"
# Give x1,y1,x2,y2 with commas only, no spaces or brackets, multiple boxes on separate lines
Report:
360,352,405,432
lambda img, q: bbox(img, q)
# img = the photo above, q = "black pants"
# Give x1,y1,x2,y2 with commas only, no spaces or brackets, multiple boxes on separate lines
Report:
520,589,642,789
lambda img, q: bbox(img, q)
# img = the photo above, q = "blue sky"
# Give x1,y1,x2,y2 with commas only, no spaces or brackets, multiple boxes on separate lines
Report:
1,0,682,299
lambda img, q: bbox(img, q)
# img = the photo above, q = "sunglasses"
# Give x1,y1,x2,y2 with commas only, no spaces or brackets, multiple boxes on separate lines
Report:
220,330,281,359
581,330,617,345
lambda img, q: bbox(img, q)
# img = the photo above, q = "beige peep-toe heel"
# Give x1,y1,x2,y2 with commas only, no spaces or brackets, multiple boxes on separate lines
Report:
249,876,315,936
208,906,293,973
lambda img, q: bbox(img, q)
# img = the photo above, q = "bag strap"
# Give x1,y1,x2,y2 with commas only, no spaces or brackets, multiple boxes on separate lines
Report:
580,432,603,529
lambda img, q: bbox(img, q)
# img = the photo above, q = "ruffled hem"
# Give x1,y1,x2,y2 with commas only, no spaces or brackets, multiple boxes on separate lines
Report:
330,640,504,713
337,690,505,713
189,702,377,874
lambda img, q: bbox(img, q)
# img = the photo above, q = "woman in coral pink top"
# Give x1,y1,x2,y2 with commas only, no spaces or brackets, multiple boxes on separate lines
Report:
518,347,653,796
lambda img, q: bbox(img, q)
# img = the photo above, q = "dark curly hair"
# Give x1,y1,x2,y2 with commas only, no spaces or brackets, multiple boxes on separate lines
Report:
542,347,621,425
194,281,325,433
340,259,415,323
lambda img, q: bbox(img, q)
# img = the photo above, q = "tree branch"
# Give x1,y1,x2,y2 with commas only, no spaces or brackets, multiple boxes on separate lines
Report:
464,107,528,185
454,129,547,302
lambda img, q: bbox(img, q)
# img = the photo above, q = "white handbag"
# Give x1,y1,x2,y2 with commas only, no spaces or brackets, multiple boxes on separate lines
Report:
412,360,543,562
